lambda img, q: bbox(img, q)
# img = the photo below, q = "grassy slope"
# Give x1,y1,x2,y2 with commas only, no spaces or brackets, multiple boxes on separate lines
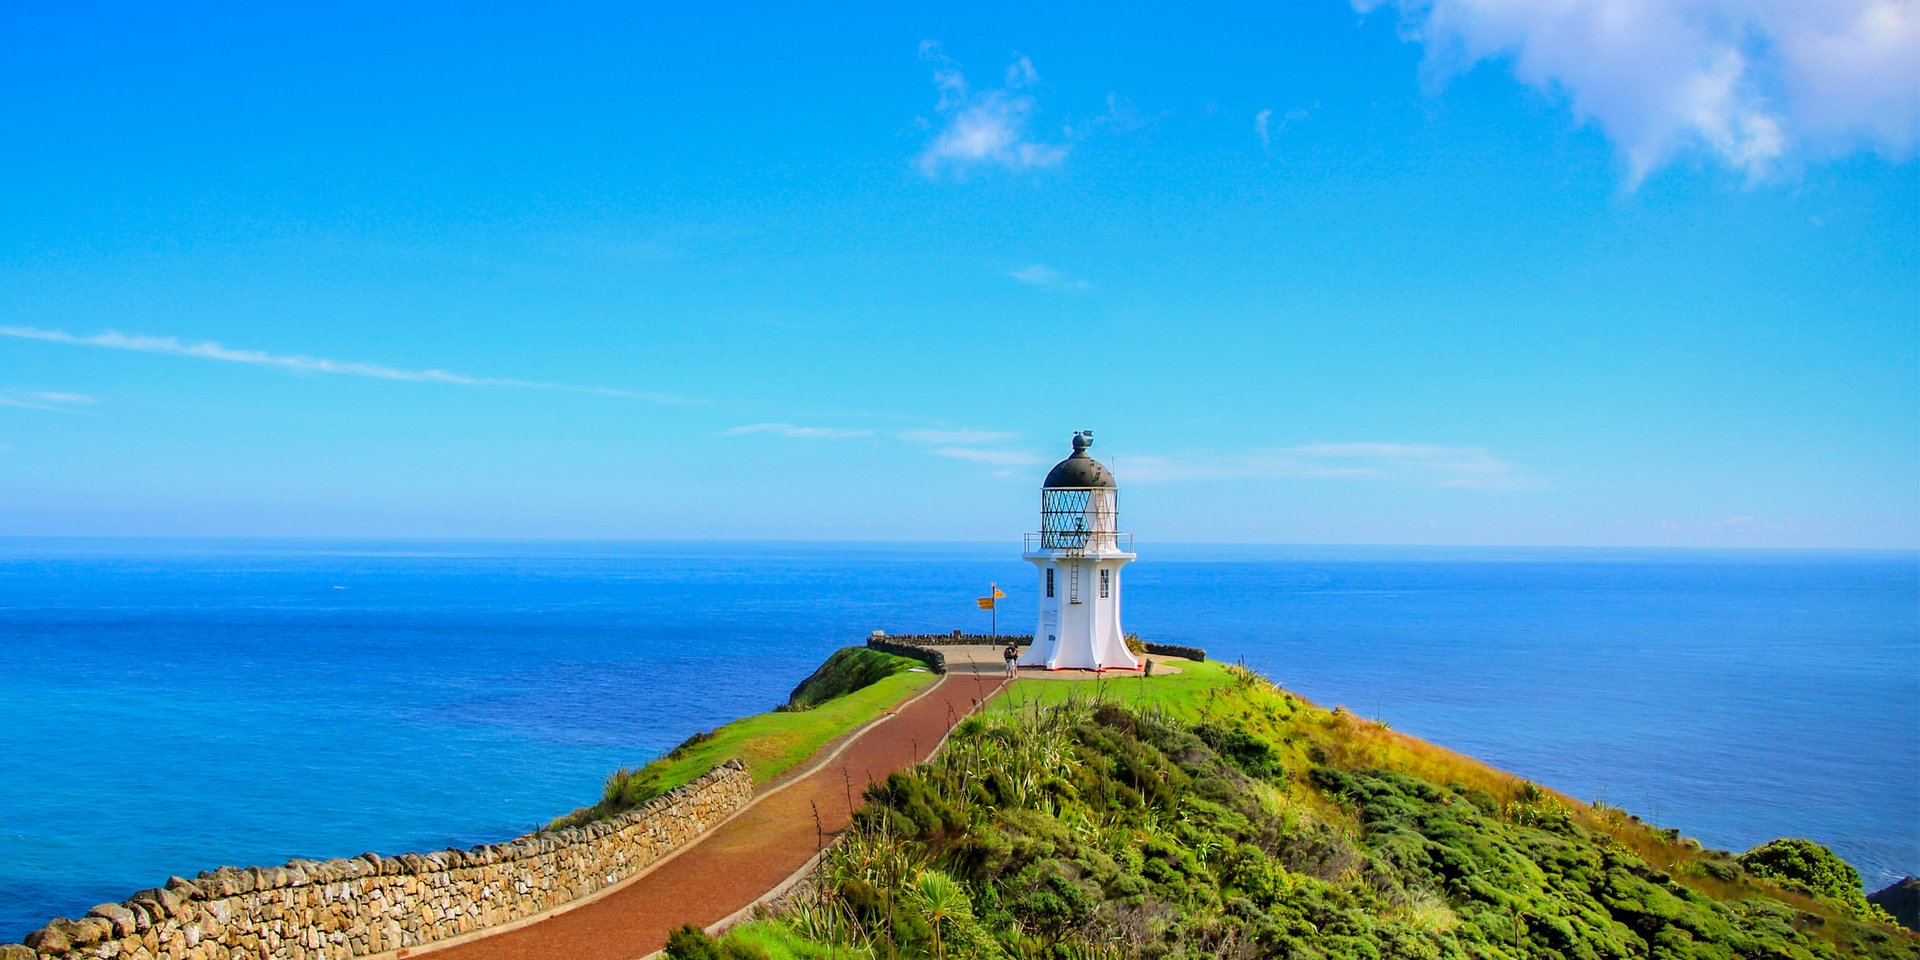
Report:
789,648,925,710
688,658,1915,960
552,651,935,829
992,660,1840,908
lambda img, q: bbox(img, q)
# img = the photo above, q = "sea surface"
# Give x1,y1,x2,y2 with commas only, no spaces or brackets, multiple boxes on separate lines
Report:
0,539,1915,940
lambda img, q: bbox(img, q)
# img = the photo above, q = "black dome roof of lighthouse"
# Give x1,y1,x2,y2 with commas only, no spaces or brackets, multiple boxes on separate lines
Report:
1043,432,1116,489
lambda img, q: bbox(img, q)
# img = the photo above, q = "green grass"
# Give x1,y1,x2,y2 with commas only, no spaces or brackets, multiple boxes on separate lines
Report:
666,666,936,785
787,647,922,710
669,920,872,959
757,668,1916,959
986,657,1241,718
552,652,936,829
984,657,1888,923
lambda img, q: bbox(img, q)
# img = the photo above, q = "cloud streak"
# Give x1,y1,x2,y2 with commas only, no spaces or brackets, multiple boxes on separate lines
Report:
1008,264,1091,292
916,44,1071,177
0,326,685,403
1357,0,1920,183
723,423,877,439
928,446,1041,466
896,429,1020,445
725,421,1039,466
1127,441,1534,489
0,390,100,414
1254,106,1311,149
719,427,1520,488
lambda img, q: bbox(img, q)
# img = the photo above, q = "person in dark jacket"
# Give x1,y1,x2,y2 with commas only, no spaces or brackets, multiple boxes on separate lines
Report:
1002,641,1020,676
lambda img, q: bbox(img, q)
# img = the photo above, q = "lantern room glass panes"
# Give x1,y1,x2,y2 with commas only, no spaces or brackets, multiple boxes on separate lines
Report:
1041,488,1117,552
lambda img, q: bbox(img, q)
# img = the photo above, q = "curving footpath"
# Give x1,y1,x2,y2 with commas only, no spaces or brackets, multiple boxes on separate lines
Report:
410,668,1009,960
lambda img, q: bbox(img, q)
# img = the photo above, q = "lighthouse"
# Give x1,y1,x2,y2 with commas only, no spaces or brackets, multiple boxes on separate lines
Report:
1018,431,1140,672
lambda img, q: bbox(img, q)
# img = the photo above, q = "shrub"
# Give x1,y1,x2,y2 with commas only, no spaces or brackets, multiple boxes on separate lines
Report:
1739,838,1896,924
768,675,1913,959
787,648,916,710
663,923,771,960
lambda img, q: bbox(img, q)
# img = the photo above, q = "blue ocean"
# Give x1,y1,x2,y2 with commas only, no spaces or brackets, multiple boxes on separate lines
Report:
0,539,1914,941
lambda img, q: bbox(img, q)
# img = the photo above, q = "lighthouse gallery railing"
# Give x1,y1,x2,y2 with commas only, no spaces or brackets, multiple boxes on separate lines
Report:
1024,531,1133,554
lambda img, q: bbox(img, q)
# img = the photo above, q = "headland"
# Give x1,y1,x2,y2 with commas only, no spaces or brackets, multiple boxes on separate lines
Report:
9,637,1915,960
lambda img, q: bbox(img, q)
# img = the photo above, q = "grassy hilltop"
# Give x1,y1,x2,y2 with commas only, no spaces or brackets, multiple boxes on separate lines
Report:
666,653,1913,960
552,649,935,830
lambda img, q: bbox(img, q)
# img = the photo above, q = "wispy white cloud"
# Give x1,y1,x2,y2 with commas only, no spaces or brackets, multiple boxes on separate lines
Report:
723,423,876,439
1067,92,1152,138
1255,105,1312,149
0,326,685,403
726,421,1040,468
1005,53,1039,88
928,446,1041,466
1126,441,1534,489
0,397,66,413
1356,0,1920,184
1008,264,1091,292
915,44,1072,178
29,391,97,405
896,428,1020,445
0,389,101,414
1658,514,1806,533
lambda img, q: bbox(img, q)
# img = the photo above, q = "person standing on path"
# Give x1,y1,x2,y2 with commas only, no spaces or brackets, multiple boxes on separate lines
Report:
1003,640,1019,676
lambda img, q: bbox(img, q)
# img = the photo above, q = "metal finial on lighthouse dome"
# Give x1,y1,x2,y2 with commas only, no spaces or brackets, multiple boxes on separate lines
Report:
1044,431,1115,489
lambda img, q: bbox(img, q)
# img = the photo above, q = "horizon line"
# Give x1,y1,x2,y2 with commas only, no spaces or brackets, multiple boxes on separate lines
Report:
0,534,1911,554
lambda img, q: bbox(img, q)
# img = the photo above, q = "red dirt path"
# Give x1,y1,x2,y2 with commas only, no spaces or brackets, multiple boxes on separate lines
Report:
413,670,1007,960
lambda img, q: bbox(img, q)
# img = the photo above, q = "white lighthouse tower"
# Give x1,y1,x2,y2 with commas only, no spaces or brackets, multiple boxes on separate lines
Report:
1018,431,1140,672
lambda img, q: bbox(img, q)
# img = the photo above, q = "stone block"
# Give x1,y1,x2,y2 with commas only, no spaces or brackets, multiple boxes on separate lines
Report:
24,918,73,953
88,903,139,938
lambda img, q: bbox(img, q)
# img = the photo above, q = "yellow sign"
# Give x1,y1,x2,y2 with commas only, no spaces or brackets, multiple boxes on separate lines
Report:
992,587,1006,598
976,597,996,609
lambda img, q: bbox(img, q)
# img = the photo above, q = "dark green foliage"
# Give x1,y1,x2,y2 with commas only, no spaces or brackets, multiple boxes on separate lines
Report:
1741,838,1897,924
664,923,770,960
778,692,1915,960
786,648,916,710
1195,721,1283,780
838,877,934,946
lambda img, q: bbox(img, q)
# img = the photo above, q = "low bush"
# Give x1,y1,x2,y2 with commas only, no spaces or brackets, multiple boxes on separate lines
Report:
1741,837,1897,925
760,666,1914,959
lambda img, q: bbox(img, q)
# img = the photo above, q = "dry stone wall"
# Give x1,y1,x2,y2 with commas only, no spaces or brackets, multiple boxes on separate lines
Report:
9,760,753,960
867,633,1206,666
863,636,950,673
875,632,1033,646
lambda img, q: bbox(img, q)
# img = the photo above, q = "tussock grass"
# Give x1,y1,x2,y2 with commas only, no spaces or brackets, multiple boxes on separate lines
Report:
747,673,1913,959
988,657,1880,921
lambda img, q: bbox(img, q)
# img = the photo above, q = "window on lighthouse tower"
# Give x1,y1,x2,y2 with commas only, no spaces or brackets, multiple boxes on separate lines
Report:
1100,568,1110,599
1046,568,1054,598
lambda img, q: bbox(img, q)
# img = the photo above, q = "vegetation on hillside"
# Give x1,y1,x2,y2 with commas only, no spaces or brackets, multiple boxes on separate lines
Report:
551,651,932,830
671,659,1913,959
1737,839,1898,925
787,648,922,711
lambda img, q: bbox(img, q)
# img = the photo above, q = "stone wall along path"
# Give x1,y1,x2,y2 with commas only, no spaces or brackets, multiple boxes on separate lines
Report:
10,762,753,960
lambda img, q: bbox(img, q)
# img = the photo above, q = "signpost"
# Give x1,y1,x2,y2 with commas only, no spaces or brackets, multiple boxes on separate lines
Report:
976,582,1007,637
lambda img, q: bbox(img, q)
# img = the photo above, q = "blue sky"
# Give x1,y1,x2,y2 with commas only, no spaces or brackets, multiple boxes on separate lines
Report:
1,1,1915,547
